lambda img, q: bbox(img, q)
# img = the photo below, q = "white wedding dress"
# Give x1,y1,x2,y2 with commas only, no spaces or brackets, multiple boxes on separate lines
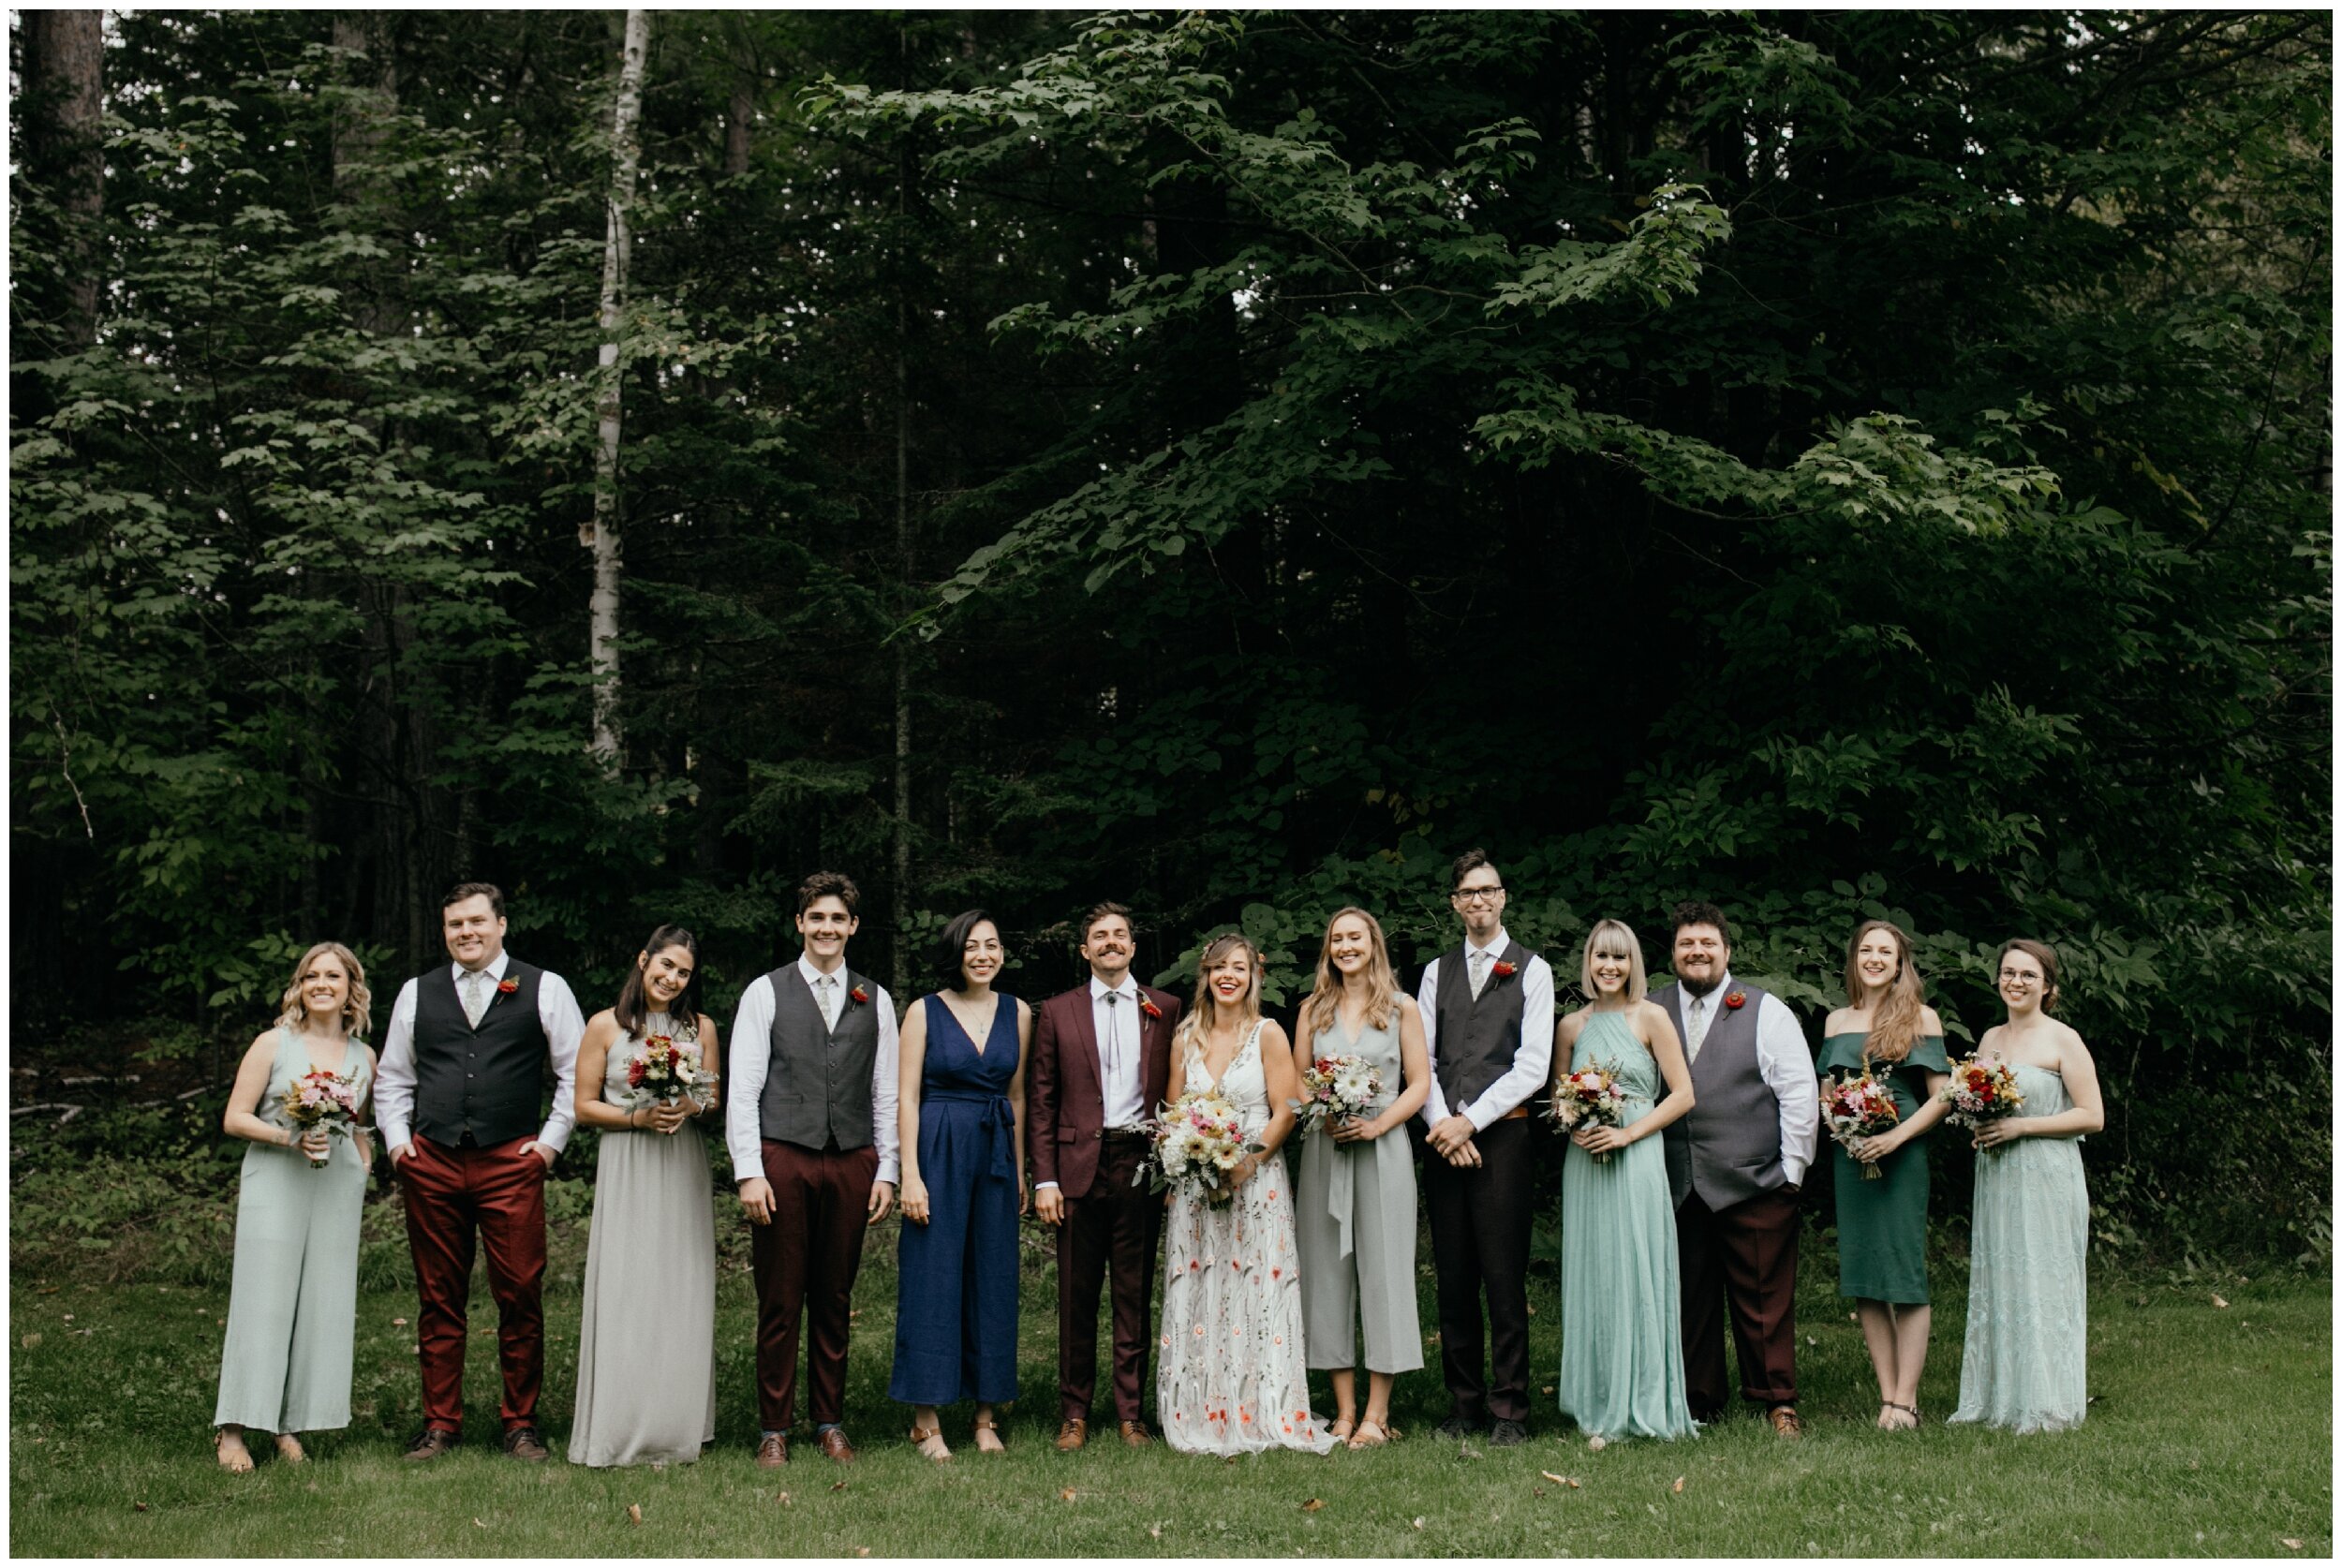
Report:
1157,1021,1337,1455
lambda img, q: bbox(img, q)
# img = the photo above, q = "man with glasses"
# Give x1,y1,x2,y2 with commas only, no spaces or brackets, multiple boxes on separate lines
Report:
1415,849,1554,1446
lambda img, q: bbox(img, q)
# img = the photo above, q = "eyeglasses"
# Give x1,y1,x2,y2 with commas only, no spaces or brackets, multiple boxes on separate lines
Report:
1996,970,2039,984
1450,886,1505,904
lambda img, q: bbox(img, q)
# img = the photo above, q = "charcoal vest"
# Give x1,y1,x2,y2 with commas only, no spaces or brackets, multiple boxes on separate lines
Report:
1431,939,1532,1110
758,962,881,1152
1654,978,1789,1210
410,958,552,1148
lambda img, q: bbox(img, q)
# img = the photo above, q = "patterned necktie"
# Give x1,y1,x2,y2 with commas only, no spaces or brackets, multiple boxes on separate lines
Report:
1685,994,1710,1063
816,975,838,1029
461,969,488,1028
1469,947,1490,1000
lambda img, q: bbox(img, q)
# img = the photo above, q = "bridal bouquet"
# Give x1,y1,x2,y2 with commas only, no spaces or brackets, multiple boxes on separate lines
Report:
281,1067,362,1168
1820,1072,1901,1179
1940,1056,2024,1132
1136,1089,1263,1205
1548,1067,1629,1161
1289,1052,1384,1137
628,1031,715,1109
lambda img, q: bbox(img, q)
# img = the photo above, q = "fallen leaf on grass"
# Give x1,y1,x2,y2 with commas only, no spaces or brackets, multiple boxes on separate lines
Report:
1806,1336,1817,1346
134,1502,148,1513
2211,1294,2230,1309
393,1317,408,1326
2281,1540,2304,1551
1539,1470,1576,1487
22,1334,40,1349
1540,1385,1555,1396
831,1481,849,1493
627,1504,642,1527
1671,1476,1685,1494
61,1315,73,1323
1586,1435,1607,1452
1411,1517,1426,1531
1301,1498,1325,1513
854,1549,870,1559
472,1518,487,1530
777,1492,792,1505
1148,1526,1163,1541
1059,1487,1077,1501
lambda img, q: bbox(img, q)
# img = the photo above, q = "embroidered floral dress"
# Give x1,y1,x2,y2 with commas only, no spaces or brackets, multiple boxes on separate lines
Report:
1156,1021,1337,1455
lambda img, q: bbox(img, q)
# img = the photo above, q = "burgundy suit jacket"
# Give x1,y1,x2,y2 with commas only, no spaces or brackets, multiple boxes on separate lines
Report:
1030,981,1182,1199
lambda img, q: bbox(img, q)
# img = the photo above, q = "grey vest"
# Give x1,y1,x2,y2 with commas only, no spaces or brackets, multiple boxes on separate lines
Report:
757,963,881,1152
1655,979,1790,1210
1432,939,1531,1109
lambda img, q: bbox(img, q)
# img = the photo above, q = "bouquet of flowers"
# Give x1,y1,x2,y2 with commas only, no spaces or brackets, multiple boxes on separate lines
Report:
281,1067,362,1168
1820,1072,1901,1179
1548,1066,1630,1161
627,1031,715,1110
1288,1052,1384,1137
1135,1089,1263,1205
1940,1056,2024,1132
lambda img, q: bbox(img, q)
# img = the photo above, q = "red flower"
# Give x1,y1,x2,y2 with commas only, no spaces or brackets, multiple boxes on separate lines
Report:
495,976,519,997
849,984,869,1006
1490,961,1519,980
1725,990,1747,1011
1139,995,1164,1020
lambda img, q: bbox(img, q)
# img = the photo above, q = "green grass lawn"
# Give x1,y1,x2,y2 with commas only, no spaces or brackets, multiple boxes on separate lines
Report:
10,1215,2331,1557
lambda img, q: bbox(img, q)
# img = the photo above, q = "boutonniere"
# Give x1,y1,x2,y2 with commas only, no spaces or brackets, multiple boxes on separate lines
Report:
849,984,869,1007
1725,990,1747,1011
494,976,519,1002
1490,961,1518,981
1139,995,1164,1020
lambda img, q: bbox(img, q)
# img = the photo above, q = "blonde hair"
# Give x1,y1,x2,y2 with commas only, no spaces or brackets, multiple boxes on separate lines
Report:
1298,907,1399,1046
1175,930,1264,1054
1845,919,1925,1066
1579,919,1648,1004
276,941,372,1041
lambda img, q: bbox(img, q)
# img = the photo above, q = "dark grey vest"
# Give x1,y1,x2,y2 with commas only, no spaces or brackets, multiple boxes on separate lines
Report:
1655,978,1791,1210
757,962,881,1152
410,958,552,1148
1432,939,1531,1109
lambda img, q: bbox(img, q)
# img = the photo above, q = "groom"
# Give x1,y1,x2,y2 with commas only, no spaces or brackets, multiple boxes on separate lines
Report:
376,880,586,1463
728,870,899,1466
1652,900,1819,1438
1030,900,1181,1451
1416,849,1555,1447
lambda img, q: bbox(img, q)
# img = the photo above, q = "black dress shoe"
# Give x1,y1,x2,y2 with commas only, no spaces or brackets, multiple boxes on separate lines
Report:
1435,1413,1479,1440
1489,1418,1528,1447
404,1427,460,1461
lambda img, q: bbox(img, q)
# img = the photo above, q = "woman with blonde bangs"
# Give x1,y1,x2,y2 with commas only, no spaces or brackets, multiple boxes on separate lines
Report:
214,942,378,1472
1155,933,1337,1455
1292,908,1430,1447
1817,919,1952,1429
1551,920,1696,1440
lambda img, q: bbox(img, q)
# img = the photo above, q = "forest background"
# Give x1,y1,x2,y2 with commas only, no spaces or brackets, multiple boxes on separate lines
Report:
9,9,2332,1269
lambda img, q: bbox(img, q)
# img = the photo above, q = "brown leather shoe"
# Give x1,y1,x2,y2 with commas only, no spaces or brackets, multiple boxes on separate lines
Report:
1054,1417,1089,1452
1767,1405,1804,1440
1118,1420,1153,1448
816,1426,856,1464
500,1425,550,1462
403,1427,460,1462
755,1431,789,1468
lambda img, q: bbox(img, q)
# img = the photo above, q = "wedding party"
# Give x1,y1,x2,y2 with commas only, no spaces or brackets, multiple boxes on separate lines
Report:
11,7,2326,1559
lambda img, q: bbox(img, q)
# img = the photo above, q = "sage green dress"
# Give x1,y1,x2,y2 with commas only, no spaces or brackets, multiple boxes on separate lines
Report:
1949,1063,2090,1432
214,1028,372,1433
1293,1013,1422,1375
1818,1031,1950,1304
1556,1012,1693,1440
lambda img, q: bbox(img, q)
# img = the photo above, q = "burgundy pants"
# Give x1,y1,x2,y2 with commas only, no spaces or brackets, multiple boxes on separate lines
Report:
396,1133,547,1432
1677,1185,1801,1414
1056,1135,1162,1425
752,1139,877,1431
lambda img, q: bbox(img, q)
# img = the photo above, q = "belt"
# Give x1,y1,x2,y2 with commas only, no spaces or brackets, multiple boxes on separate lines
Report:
1497,1106,1530,1121
1101,1125,1151,1143
925,1089,1019,1181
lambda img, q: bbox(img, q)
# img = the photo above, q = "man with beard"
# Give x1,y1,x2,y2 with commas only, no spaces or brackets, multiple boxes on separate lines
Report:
1651,901,1820,1437
1029,902,1182,1450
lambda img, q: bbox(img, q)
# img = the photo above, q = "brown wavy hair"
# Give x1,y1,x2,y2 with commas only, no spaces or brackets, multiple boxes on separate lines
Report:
1298,907,1400,1047
1996,938,2063,1014
275,941,373,1041
1844,919,1925,1066
1175,930,1264,1054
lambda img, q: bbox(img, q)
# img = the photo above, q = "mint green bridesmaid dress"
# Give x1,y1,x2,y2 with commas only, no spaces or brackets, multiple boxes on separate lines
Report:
1949,1063,2090,1432
1556,1011,1694,1440
214,1028,371,1433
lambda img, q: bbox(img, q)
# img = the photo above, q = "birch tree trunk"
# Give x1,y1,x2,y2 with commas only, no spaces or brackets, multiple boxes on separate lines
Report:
587,8,650,768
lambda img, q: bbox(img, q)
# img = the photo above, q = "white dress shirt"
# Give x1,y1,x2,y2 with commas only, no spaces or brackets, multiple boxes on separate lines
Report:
1697,969,1821,1188
1089,974,1149,1129
375,951,586,1157
724,953,900,1186
1416,926,1557,1131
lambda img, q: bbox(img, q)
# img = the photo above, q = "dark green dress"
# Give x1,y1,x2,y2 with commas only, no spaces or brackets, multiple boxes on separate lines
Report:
1818,1032,1949,1305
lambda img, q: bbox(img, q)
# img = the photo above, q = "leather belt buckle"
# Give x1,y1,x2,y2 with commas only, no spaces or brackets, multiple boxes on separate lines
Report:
1497,1106,1530,1122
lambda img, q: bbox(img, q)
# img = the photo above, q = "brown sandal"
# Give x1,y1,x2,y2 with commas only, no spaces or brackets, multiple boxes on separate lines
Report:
909,1421,952,1462
971,1415,1005,1454
1347,1418,1390,1449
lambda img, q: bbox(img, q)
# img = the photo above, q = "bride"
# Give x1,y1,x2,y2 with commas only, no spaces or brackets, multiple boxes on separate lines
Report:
1157,933,1337,1455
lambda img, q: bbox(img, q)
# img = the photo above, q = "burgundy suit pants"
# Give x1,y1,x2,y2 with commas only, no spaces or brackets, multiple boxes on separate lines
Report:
1677,1185,1801,1414
396,1133,547,1432
1056,1136,1161,1425
752,1138,877,1432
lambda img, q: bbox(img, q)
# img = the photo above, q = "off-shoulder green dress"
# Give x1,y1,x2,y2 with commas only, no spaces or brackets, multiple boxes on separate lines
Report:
1817,1032,1949,1305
